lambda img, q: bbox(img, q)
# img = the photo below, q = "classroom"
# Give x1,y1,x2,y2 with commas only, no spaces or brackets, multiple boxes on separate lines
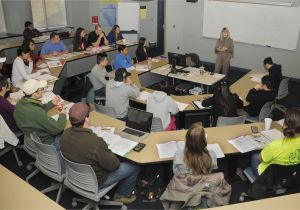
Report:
0,0,300,209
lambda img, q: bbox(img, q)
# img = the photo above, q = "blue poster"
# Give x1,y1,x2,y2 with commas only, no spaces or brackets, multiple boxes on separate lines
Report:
99,4,117,27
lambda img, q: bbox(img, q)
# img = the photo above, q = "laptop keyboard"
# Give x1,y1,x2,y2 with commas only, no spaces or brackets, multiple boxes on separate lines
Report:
123,128,145,137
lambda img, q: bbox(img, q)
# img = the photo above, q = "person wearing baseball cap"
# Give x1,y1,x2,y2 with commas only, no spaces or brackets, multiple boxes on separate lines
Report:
105,68,140,120
61,102,140,204
13,79,66,148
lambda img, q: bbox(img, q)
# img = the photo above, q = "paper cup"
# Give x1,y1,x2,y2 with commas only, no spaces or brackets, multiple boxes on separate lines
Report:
264,118,272,131
122,39,126,45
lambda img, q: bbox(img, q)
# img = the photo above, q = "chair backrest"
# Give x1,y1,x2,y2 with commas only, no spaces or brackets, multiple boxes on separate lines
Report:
95,104,116,118
31,133,64,176
23,132,38,158
277,78,290,100
185,53,201,68
258,102,273,121
248,163,300,199
61,154,99,194
151,117,164,132
0,115,19,146
216,115,247,127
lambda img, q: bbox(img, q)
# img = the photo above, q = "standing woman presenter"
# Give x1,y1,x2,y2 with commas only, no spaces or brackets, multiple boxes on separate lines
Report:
214,27,233,76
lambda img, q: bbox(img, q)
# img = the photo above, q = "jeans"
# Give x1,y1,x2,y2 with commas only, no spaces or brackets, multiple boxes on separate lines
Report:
86,87,95,104
251,153,260,177
99,162,140,196
52,135,65,173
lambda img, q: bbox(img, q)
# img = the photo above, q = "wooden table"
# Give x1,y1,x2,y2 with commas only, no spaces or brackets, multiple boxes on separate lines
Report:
0,164,65,210
230,69,267,105
208,193,300,210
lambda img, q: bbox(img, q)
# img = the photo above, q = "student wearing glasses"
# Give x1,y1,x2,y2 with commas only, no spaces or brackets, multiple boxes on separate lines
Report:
13,79,66,149
214,27,234,76
61,102,140,204
202,81,243,126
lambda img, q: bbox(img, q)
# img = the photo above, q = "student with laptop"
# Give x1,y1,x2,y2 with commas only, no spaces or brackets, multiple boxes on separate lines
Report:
61,102,140,204
263,57,283,90
146,80,179,130
243,75,277,117
105,68,140,121
113,45,133,71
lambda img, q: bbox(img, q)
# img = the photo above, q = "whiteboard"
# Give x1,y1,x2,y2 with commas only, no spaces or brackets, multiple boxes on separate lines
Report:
117,2,139,32
203,0,300,50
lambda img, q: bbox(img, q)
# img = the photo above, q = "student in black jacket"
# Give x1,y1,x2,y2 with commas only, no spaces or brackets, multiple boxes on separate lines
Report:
263,57,282,90
202,81,243,126
136,37,149,62
244,75,277,117
23,21,42,40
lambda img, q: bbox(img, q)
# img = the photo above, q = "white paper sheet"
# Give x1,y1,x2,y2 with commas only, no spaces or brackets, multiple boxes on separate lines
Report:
175,101,189,111
207,144,225,158
136,91,150,102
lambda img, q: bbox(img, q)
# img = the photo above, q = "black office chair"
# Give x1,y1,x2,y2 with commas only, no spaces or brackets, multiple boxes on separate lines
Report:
245,163,300,200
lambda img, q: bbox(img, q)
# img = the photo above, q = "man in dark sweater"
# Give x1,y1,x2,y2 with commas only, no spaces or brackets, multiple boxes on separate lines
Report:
244,75,277,117
23,21,42,40
60,102,139,204
263,57,283,90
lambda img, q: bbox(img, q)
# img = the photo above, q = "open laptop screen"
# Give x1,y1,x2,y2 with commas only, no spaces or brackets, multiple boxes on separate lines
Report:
126,108,153,133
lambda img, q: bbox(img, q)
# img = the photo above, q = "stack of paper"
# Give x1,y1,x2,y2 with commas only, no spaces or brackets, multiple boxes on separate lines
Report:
156,141,225,159
249,73,266,83
41,91,57,104
34,74,58,82
135,64,149,72
47,60,63,68
136,91,151,102
151,58,160,63
92,131,138,157
261,129,283,140
229,135,271,153
175,101,189,111
192,100,210,110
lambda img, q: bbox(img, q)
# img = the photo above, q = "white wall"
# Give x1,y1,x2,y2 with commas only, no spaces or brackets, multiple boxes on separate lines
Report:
165,0,300,79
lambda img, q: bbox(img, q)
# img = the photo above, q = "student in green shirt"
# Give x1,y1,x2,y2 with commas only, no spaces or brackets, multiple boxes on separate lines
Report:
13,79,66,149
251,108,300,177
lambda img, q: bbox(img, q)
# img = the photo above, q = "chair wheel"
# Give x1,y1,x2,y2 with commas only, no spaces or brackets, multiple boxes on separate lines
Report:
18,161,23,167
26,165,32,170
121,205,127,210
72,201,77,207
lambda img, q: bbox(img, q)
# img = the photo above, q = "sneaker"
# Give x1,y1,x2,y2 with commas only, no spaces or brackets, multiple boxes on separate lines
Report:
113,194,136,204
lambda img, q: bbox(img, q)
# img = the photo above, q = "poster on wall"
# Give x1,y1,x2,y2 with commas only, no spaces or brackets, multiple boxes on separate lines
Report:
99,0,122,27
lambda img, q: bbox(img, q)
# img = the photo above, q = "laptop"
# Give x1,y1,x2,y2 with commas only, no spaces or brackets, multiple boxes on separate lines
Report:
116,107,153,142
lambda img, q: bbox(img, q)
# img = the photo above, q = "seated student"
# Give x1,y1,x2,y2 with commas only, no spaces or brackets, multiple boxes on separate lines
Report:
107,25,123,45
13,79,66,149
114,45,133,71
23,21,42,40
244,75,277,117
40,32,69,58
250,108,300,179
61,102,139,204
160,123,231,208
23,39,43,69
105,68,140,120
263,57,283,90
136,37,149,62
11,46,41,86
73,27,87,52
146,80,179,130
202,81,243,126
0,77,18,132
87,24,109,47
173,122,217,174
86,54,113,103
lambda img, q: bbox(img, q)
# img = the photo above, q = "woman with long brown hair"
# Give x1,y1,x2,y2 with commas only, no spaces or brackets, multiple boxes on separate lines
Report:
173,123,217,174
